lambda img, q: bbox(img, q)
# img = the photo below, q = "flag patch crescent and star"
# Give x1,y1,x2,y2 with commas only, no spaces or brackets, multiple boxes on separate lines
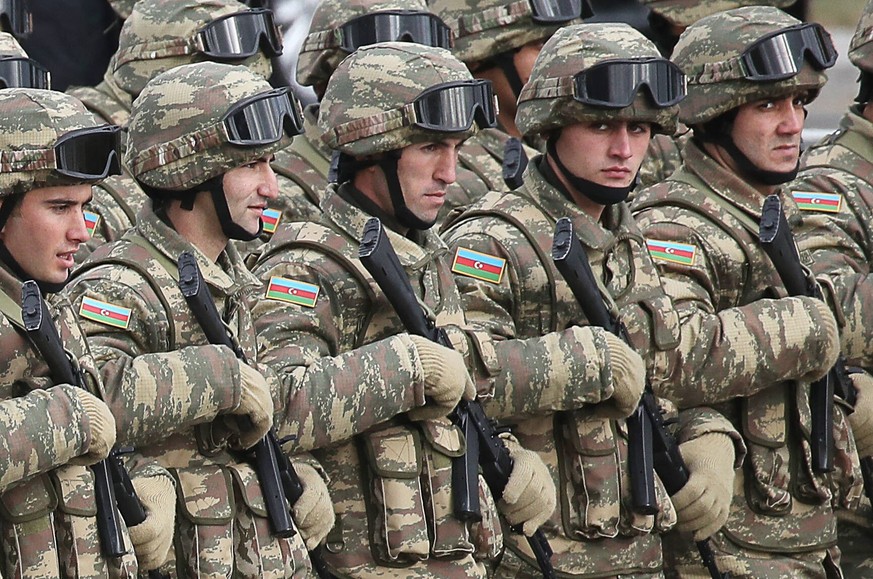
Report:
451,247,506,284
79,296,132,329
646,239,696,266
84,211,100,238
262,208,281,234
792,191,842,213
266,276,319,307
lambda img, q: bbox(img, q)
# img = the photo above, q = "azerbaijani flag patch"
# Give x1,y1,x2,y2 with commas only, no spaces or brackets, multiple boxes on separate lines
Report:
79,296,132,329
792,191,842,213
646,239,696,266
266,276,319,308
84,211,100,238
262,208,281,234
451,247,506,284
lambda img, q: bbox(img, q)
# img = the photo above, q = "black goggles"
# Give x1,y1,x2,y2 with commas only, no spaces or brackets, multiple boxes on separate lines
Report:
223,87,304,146
0,0,31,38
0,56,49,89
529,0,592,24
573,58,686,108
411,79,497,132
53,125,122,180
741,23,837,82
339,11,452,52
197,8,282,60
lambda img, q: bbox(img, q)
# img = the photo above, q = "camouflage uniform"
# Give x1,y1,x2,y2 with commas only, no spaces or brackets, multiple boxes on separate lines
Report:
65,63,314,577
632,8,858,577
442,24,744,578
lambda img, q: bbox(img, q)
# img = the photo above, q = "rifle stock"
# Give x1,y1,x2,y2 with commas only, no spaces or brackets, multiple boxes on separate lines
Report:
359,217,555,579
551,217,730,579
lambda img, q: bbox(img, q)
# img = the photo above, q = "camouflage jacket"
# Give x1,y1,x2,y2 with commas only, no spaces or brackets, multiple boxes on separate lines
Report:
66,78,132,127
441,156,743,576
0,260,141,577
632,140,858,554
637,130,688,190
75,174,147,264
250,185,505,577
791,106,873,368
64,205,312,578
456,127,539,194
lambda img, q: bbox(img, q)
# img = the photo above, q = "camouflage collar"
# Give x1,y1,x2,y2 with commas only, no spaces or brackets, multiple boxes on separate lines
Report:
841,105,873,143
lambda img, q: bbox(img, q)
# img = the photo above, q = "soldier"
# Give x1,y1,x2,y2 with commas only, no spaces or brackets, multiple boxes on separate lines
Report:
64,62,332,577
250,42,559,577
441,23,745,577
0,88,176,577
632,7,861,576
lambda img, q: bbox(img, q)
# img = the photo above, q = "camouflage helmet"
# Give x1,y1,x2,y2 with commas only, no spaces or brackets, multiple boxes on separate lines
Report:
126,62,294,191
0,89,118,197
672,6,832,126
108,0,136,20
430,0,584,65
0,30,24,58
297,0,449,88
319,42,485,157
641,0,794,28
517,23,680,137
111,0,274,99
850,0,873,73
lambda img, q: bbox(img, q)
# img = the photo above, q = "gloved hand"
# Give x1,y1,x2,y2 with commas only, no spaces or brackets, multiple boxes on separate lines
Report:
291,460,334,550
128,473,176,570
593,333,646,419
227,361,274,449
497,434,556,536
66,387,117,466
787,296,840,384
408,335,476,421
671,433,736,541
848,372,873,458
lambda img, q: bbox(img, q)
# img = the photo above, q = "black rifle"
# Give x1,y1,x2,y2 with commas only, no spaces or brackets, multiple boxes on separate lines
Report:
358,217,556,579
551,217,730,579
176,251,332,579
759,195,873,489
21,281,164,575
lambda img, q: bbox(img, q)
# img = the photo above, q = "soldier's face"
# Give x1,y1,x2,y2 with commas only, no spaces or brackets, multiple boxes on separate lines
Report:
0,184,92,283
729,94,806,175
223,157,279,236
555,120,652,188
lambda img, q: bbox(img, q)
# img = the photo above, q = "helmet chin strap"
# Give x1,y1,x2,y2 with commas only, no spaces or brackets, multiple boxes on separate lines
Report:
378,152,437,231
202,175,263,242
546,135,636,206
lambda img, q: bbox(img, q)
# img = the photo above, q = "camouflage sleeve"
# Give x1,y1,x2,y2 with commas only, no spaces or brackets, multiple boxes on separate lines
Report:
64,268,243,447
250,251,429,453
634,206,836,408
0,385,90,492
671,406,746,470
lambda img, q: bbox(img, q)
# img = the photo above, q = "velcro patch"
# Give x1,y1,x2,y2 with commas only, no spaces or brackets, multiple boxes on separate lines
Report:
451,247,505,284
266,276,319,308
262,208,281,234
792,191,842,213
79,296,131,329
646,239,696,266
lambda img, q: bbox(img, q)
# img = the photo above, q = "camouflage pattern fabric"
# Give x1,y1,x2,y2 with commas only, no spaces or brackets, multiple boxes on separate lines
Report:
456,127,539,193
441,157,743,577
640,0,793,28
64,205,312,577
638,131,689,190
249,185,503,577
66,74,133,126
632,139,858,577
108,0,135,20
0,260,142,578
0,30,26,58
850,0,873,74
74,174,147,264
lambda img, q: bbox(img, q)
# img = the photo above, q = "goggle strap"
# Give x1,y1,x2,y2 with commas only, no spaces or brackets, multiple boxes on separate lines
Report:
687,57,750,84
328,108,409,148
301,29,341,52
0,147,56,173
455,0,536,37
114,38,198,69
131,123,226,177
519,76,575,101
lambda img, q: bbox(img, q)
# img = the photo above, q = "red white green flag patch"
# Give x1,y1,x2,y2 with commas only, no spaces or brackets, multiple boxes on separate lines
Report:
451,247,506,284
262,208,281,234
646,239,696,266
266,276,319,307
792,191,842,213
79,296,131,329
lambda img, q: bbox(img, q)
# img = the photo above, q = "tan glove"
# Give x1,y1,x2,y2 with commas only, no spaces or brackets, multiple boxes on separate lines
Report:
497,434,556,536
291,460,334,550
593,333,646,419
128,474,176,570
789,297,840,384
848,372,873,458
228,361,275,449
408,335,476,421
66,388,116,466
671,433,736,541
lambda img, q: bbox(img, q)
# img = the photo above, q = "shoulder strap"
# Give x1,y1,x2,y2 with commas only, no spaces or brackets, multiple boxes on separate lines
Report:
0,289,23,330
271,147,325,205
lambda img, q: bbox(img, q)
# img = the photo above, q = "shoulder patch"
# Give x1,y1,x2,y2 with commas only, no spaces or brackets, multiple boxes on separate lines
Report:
451,247,506,284
792,191,842,213
84,211,100,238
646,239,696,266
79,296,131,329
262,208,281,234
265,276,319,307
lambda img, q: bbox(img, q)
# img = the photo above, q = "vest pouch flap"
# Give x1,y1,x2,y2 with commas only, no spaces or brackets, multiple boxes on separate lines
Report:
742,389,786,448
172,465,235,525
227,462,268,518
364,427,423,479
0,475,57,523
567,410,617,456
420,419,465,458
52,464,99,517
640,295,680,351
